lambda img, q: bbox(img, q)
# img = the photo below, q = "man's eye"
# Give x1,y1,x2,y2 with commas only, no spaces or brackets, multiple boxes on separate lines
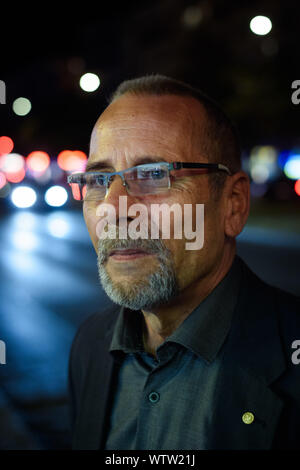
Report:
86,175,106,186
140,169,166,179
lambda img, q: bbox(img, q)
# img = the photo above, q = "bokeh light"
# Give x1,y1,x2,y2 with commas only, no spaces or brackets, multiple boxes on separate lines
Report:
249,146,279,184
12,231,39,251
0,153,25,173
182,6,203,29
11,186,37,208
250,16,272,36
0,171,7,190
11,211,37,230
57,150,87,172
5,167,26,183
12,97,32,116
27,151,50,173
295,180,300,196
79,73,100,92
47,216,70,238
1,152,26,183
70,182,82,201
32,166,52,184
0,136,14,155
278,150,290,169
284,154,300,180
44,185,68,207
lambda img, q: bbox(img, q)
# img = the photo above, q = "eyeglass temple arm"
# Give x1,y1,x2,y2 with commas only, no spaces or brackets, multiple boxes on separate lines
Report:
170,162,232,175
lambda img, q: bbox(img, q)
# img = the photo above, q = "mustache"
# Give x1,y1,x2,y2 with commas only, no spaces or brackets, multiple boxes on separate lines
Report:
97,230,171,264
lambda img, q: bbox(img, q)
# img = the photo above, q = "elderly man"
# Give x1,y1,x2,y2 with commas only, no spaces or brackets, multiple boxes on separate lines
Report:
68,75,300,450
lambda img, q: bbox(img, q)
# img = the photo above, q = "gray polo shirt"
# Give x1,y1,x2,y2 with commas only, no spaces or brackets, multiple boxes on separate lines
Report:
104,256,242,450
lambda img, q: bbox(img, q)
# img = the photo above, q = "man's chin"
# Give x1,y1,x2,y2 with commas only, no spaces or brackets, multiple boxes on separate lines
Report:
97,255,179,311
101,289,156,311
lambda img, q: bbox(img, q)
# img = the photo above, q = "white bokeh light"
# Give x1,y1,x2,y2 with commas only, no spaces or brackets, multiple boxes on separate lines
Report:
284,155,300,180
11,186,37,208
79,73,100,92
0,153,25,173
250,16,272,36
12,97,32,116
47,217,70,238
12,231,39,251
45,185,68,207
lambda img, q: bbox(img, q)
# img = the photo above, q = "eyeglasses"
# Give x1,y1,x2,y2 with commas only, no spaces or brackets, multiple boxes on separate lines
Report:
67,161,232,201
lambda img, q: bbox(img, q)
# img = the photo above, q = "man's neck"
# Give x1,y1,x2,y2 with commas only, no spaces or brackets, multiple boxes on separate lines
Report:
141,247,236,357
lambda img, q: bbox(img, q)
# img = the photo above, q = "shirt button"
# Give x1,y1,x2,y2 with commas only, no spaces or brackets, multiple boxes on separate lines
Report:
242,412,255,424
148,391,160,403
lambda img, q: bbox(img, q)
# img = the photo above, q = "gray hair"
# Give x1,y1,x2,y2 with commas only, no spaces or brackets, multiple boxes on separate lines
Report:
109,74,241,198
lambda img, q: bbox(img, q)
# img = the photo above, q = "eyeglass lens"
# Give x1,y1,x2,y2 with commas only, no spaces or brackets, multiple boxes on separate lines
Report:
71,163,170,201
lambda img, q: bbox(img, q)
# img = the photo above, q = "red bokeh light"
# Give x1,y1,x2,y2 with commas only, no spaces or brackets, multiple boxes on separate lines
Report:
5,167,26,183
27,151,50,173
57,150,87,172
70,183,86,201
295,179,300,196
0,136,14,155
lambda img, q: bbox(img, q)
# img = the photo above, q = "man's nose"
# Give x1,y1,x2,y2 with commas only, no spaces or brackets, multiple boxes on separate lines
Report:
102,175,138,220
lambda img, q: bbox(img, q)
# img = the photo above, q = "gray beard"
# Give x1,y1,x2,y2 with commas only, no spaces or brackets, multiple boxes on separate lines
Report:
97,236,179,310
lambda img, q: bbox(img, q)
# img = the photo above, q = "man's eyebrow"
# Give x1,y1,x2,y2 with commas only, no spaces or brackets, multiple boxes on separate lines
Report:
85,156,167,172
85,160,113,172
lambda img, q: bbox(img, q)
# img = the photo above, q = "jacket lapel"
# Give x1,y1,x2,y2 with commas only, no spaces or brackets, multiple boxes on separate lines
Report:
209,262,286,449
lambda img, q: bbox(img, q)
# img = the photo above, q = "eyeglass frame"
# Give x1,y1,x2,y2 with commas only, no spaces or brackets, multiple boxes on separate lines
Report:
67,161,232,200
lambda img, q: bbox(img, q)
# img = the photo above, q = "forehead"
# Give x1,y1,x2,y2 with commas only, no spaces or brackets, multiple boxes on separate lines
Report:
89,94,208,165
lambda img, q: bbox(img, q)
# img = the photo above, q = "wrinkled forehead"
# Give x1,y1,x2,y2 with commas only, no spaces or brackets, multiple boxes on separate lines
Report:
89,94,208,160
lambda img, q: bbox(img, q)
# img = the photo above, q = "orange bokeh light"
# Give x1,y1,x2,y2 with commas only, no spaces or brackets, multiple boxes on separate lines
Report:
0,136,14,155
295,179,300,196
5,167,26,183
57,150,87,172
27,151,50,173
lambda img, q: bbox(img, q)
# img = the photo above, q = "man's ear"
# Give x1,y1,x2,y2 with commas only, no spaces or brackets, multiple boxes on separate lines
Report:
224,171,250,238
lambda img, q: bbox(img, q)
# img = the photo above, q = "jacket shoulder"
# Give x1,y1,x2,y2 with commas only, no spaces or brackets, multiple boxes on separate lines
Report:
240,257,300,317
71,304,120,360
274,286,300,353
240,257,300,352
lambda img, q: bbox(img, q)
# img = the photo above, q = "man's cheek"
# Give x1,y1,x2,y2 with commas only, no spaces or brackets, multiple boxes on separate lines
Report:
164,238,184,270
83,206,99,246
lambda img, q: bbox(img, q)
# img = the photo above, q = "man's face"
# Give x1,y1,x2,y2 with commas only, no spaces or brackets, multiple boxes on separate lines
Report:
83,94,227,310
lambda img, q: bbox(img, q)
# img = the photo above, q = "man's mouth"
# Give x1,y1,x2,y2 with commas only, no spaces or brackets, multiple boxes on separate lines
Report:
108,248,153,261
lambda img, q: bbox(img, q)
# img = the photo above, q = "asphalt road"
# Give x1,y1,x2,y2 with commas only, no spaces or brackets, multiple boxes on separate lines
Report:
0,209,299,449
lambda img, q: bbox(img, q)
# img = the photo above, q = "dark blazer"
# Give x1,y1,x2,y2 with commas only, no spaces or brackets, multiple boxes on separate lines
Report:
68,259,300,450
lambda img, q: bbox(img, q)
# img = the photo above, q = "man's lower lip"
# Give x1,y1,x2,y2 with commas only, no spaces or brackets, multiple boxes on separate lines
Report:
109,252,153,261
